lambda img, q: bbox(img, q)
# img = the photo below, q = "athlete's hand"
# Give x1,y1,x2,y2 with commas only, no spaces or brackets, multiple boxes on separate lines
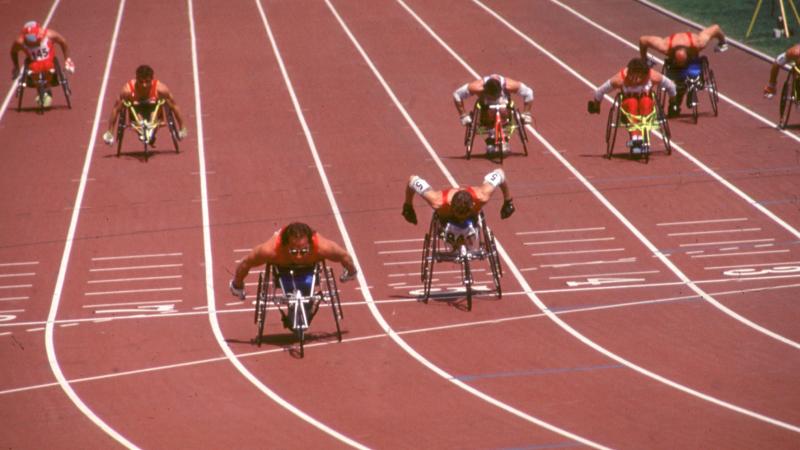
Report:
521,112,532,125
229,279,246,300
402,203,417,225
178,127,188,140
500,198,515,219
587,100,601,114
102,130,114,146
459,113,472,126
715,42,728,53
339,269,357,283
646,55,658,68
64,58,75,74
763,83,776,99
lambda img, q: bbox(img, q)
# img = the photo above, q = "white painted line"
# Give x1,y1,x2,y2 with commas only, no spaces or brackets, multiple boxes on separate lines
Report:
27,327,45,333
541,257,637,268
524,237,615,246
0,273,35,278
720,247,740,252
0,284,33,290
705,260,800,270
680,238,774,247
0,309,24,314
516,227,605,235
685,251,705,255
377,248,421,255
0,261,39,268
755,244,775,248
532,248,624,257
87,275,182,284
549,270,659,280
0,332,11,336
89,263,183,272
382,260,419,266
374,238,425,244
668,228,762,237
83,299,183,308
691,250,791,259
85,287,182,296
232,248,250,253
0,297,28,302
657,218,749,227
59,323,79,328
91,252,182,261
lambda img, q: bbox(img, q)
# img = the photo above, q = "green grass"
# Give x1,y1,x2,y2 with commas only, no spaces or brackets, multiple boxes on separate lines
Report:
647,0,800,56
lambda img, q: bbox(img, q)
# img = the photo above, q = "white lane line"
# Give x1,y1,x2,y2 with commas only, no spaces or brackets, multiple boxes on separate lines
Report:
667,228,762,237
83,299,183,308
375,238,424,244
680,238,775,247
87,275,182,284
377,248,421,255
524,237,615,246
409,0,800,432
541,257,637,268
691,250,791,259
532,248,624,257
0,0,60,124
657,218,749,227
549,270,660,280
0,309,25,314
0,261,39,267
91,252,182,261
84,287,182,296
382,260,418,266
0,284,33,290
755,244,775,248
705,260,800,270
196,1,367,448
0,273,36,278
516,227,605,235
0,297,29,302
89,263,183,272
60,323,79,328
43,0,139,448
333,1,610,446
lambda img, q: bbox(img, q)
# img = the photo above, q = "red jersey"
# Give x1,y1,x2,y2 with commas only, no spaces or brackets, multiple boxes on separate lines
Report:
126,79,159,103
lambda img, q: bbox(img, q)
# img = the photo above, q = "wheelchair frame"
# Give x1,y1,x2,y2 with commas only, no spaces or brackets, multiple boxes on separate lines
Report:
463,100,529,162
253,261,343,357
420,211,502,311
605,91,671,163
662,56,719,124
115,98,180,158
15,57,72,114
779,64,800,129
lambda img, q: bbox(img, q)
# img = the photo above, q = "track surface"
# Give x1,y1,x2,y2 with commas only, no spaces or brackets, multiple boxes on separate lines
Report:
2,0,798,448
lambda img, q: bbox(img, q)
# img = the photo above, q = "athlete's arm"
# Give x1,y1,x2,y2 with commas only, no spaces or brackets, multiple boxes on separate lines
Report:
317,236,357,275
157,82,185,130
232,236,278,289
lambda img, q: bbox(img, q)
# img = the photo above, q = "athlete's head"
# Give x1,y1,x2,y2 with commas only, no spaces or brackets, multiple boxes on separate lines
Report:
281,222,314,259
671,46,689,68
625,58,649,84
483,77,502,98
451,190,475,220
22,21,42,45
136,65,154,82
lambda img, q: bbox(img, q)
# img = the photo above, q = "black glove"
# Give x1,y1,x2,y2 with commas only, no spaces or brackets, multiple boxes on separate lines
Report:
402,203,417,225
587,100,600,114
500,199,515,219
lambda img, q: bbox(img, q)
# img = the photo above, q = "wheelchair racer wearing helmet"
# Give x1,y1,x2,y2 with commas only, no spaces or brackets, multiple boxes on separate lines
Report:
763,43,800,98
102,64,188,145
10,21,75,108
402,169,515,241
638,24,727,117
229,222,357,303
588,58,676,153
453,74,534,154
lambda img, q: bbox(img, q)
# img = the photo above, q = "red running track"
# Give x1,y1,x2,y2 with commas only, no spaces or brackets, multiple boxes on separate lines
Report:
1,0,798,448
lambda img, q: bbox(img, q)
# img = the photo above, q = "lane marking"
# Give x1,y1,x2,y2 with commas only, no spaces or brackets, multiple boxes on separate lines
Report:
0,261,39,267
524,237,615,246
705,260,800,270
377,248,421,255
680,238,774,247
541,257,637,268
691,250,790,259
0,296,29,302
374,238,424,244
0,273,36,278
667,228,762,237
84,287,182,296
0,284,33,290
549,270,660,280
89,263,183,272
657,218,749,227
83,299,183,308
87,275,182,284
516,227,605,235
531,248,624,257
91,252,182,261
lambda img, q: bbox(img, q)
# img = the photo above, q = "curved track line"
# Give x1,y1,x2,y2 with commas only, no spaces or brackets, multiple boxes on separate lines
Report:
44,1,140,448
0,0,61,124
392,0,800,433
471,0,800,350
195,1,369,448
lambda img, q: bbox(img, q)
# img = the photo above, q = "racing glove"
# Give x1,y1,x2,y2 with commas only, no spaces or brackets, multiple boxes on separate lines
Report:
64,58,75,74
521,112,532,125
587,100,601,114
715,42,729,53
402,203,417,225
339,268,357,283
459,113,472,126
229,279,246,300
763,83,776,99
178,127,188,140
102,130,114,146
500,198,515,219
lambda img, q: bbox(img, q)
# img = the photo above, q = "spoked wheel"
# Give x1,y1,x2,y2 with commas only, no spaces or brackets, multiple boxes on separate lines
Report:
165,105,180,153
605,95,621,158
461,250,473,312
705,64,719,117
421,217,437,303
296,325,305,358
656,98,672,156
689,88,699,124
324,264,343,342
483,218,502,299
464,107,479,160
15,75,25,112
779,74,794,129
35,76,47,115
116,113,127,157
255,271,268,347
513,107,529,157
54,58,71,110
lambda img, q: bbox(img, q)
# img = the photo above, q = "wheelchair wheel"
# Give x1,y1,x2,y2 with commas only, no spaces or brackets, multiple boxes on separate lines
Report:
116,111,127,157
480,213,502,299
464,107,479,160
323,264,343,342
779,73,795,129
704,60,718,117
35,74,47,115
605,94,621,158
420,218,437,303
164,105,180,153
53,58,72,110
655,98,672,156
512,107,529,157
461,249,473,312
15,76,25,112
255,271,269,346
689,87,699,124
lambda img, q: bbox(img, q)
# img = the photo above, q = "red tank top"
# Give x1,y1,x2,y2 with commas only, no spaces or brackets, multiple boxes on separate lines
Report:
127,79,159,103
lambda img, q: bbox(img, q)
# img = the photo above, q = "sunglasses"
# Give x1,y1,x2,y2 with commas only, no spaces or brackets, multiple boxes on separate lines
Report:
288,247,311,256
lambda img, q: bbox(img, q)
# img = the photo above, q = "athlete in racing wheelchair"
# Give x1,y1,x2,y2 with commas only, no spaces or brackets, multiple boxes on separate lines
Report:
11,21,75,113
453,74,532,160
102,65,188,157
588,58,676,162
639,24,727,121
763,43,800,129
402,169,513,310
229,222,357,356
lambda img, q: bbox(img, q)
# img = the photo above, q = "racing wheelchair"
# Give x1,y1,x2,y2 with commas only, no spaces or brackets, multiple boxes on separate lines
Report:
420,211,502,311
115,98,181,157
778,63,800,129
661,56,719,124
464,100,529,162
253,261,344,358
15,57,72,114
605,92,672,163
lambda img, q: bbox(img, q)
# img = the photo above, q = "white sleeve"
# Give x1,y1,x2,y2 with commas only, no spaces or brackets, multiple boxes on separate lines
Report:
517,82,534,103
409,176,432,195
483,169,505,187
453,83,470,103
660,76,677,98
776,52,788,66
594,79,613,101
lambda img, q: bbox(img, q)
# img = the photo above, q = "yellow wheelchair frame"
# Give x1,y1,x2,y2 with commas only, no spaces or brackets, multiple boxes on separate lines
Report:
115,98,180,157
